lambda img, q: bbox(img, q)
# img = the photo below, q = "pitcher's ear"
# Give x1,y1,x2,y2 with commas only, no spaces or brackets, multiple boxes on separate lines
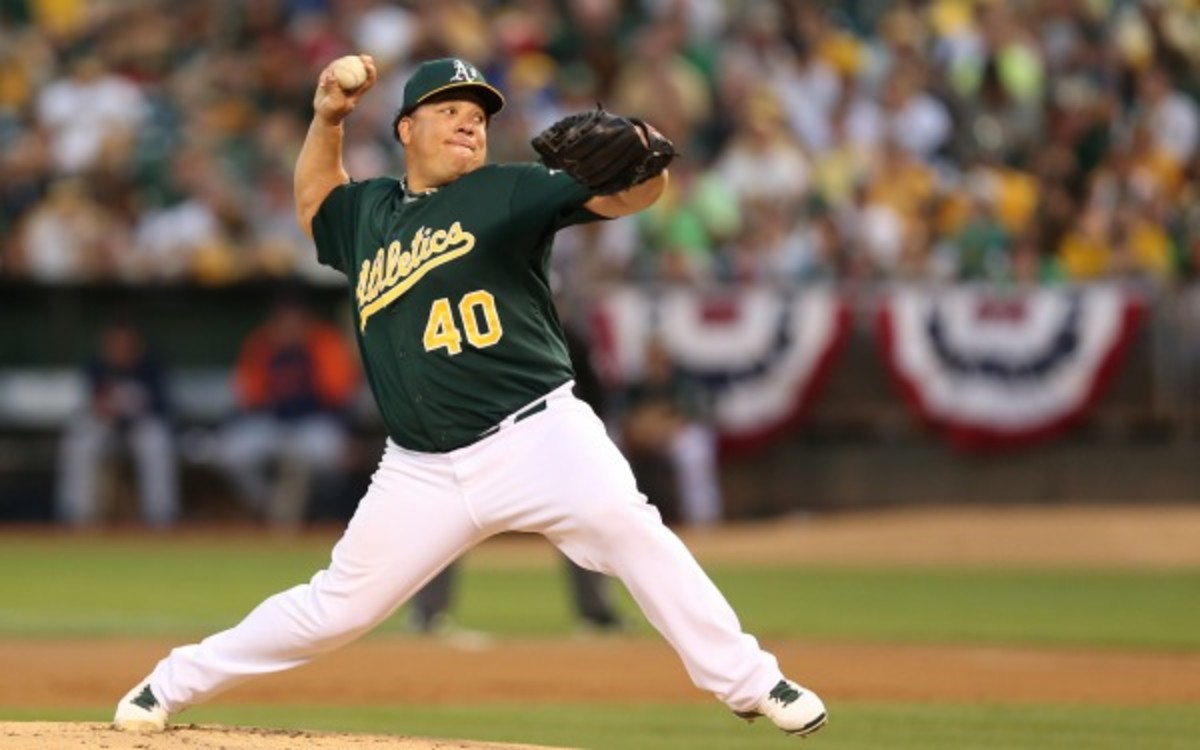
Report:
392,109,411,144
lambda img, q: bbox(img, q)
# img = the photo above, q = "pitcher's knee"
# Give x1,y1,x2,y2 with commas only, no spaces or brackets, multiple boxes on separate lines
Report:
333,604,388,635
299,603,385,649
288,580,392,645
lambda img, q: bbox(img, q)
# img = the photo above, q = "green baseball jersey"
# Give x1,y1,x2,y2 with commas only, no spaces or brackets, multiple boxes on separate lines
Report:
312,163,601,452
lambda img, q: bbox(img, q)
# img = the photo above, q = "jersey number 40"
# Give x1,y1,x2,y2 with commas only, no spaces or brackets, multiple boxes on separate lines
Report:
423,290,503,355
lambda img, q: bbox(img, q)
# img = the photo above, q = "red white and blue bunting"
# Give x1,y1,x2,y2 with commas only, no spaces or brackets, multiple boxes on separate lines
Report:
878,284,1144,450
591,286,849,457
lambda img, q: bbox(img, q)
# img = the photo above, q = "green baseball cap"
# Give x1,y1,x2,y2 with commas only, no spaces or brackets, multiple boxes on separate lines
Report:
398,58,505,118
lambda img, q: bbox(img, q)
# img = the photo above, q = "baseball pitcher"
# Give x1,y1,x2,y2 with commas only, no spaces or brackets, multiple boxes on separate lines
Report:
113,55,826,739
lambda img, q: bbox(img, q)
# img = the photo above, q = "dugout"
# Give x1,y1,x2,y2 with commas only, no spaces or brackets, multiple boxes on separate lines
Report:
1,281,1198,523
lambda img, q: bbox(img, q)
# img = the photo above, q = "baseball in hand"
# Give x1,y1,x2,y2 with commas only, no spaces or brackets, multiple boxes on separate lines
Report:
332,55,368,91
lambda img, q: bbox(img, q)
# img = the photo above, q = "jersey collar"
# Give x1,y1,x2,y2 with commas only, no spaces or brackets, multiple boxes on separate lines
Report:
400,177,438,204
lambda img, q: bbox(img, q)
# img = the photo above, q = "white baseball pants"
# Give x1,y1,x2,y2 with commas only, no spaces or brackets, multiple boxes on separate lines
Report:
149,382,783,714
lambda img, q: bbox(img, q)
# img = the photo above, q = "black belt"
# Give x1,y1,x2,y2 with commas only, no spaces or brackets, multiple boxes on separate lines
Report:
478,398,548,439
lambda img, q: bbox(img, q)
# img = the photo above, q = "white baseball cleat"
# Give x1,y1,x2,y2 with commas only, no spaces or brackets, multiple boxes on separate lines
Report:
737,678,828,737
113,679,168,732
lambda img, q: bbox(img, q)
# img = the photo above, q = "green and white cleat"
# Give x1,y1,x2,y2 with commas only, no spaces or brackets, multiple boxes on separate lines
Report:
737,678,827,737
113,679,168,732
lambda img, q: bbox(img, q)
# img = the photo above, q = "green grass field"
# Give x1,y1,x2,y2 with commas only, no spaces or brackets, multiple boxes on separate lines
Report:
0,532,1196,749
0,535,1195,648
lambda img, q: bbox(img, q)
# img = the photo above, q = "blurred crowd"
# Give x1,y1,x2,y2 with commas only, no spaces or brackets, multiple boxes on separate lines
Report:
2,0,1200,292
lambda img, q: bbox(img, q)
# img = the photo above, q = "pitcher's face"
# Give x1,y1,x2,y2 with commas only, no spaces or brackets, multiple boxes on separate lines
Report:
398,96,488,188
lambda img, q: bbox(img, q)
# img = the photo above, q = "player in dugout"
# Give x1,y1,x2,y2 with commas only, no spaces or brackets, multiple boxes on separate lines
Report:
113,54,826,739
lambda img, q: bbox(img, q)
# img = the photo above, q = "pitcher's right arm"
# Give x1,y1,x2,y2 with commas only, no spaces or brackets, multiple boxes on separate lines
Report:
295,54,377,238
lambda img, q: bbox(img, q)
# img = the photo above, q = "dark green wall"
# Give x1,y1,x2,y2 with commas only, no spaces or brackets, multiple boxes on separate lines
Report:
0,281,352,367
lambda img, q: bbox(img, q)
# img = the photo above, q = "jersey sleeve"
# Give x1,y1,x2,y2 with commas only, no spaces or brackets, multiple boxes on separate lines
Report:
311,180,373,273
509,164,607,232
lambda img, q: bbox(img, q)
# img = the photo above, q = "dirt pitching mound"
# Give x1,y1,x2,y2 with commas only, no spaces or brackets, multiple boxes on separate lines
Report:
0,723,569,750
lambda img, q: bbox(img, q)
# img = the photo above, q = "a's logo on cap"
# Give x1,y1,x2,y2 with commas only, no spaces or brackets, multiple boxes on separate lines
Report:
450,59,479,83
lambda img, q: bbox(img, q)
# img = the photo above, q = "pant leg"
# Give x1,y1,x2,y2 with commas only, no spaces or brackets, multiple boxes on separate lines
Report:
409,562,458,631
149,442,484,713
57,414,112,526
669,423,722,527
218,417,280,511
554,487,779,711
459,399,780,713
266,456,311,527
128,417,180,528
267,416,348,526
286,416,348,470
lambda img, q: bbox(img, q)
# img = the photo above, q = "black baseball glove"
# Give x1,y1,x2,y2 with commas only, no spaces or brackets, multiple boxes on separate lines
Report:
531,107,677,195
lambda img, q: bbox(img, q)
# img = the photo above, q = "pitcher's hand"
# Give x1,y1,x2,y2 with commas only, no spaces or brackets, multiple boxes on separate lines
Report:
313,54,378,126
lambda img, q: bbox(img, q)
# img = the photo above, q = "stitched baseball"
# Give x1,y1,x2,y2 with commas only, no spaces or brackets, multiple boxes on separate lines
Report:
332,56,367,91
